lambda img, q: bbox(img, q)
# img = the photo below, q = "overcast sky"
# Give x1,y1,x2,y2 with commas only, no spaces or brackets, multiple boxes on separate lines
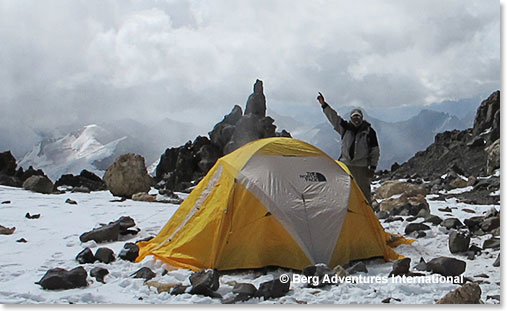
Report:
0,0,500,133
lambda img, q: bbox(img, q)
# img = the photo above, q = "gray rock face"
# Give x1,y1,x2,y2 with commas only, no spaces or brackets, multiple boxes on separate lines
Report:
245,79,266,117
22,175,53,194
426,257,466,276
36,267,88,290
104,153,152,198
485,139,500,174
448,231,470,253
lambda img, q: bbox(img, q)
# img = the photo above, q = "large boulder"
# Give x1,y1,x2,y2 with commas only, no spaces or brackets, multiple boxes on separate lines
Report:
426,257,466,276
374,181,426,200
472,90,500,143
104,153,153,198
54,170,107,192
22,175,53,194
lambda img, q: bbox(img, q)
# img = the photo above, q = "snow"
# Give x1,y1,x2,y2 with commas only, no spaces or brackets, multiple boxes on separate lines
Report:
18,125,127,181
0,184,500,305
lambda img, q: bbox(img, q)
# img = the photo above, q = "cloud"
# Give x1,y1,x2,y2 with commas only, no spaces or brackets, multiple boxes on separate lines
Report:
0,0,500,138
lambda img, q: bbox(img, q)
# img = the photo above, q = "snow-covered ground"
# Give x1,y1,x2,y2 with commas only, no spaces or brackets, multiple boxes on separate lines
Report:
0,184,500,304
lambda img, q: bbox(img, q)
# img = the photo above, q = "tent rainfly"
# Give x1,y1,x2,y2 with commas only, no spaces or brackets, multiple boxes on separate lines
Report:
137,137,408,271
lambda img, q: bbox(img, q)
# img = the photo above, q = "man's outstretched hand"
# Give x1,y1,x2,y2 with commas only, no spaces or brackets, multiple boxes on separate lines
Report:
317,92,327,106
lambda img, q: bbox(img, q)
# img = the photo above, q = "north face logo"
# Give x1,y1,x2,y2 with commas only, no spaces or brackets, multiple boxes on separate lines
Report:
300,172,327,182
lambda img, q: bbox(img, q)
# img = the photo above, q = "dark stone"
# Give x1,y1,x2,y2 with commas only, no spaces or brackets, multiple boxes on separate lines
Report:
384,216,404,223
440,218,464,230
346,262,368,274
406,216,419,222
426,257,466,276
424,215,443,225
0,151,17,176
71,186,90,193
189,269,220,295
1,201,10,204
414,257,427,271
405,223,430,235
25,212,40,219
54,170,106,192
482,238,500,249
389,258,411,277
90,267,109,283
416,231,427,238
79,216,136,243
245,79,266,117
464,216,484,231
382,297,401,303
65,198,77,205
16,238,27,243
94,248,115,264
36,267,88,290
302,263,335,287
255,278,290,299
171,285,189,295
480,217,500,232
231,283,257,301
79,222,120,243
493,254,500,267
376,210,389,219
76,248,96,264
119,243,139,262
448,231,470,253
131,267,156,281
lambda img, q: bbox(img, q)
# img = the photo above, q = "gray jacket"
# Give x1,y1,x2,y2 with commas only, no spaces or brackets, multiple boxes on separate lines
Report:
322,105,380,169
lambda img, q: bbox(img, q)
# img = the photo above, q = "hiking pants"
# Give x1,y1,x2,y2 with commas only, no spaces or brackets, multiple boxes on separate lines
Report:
347,166,372,205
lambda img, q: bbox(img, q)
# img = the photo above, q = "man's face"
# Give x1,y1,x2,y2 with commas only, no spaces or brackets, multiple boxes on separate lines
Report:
351,114,363,127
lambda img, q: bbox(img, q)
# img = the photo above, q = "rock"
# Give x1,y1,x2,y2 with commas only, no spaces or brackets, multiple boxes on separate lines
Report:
131,267,156,281
94,248,115,264
414,257,427,271
426,257,466,276
90,267,109,283
332,265,350,278
131,192,157,202
22,175,53,194
379,194,429,216
65,198,77,205
346,262,368,275
25,212,40,219
55,170,107,192
1,201,10,204
255,278,290,299
302,263,335,287
80,216,136,243
16,238,27,243
71,186,90,193
389,258,411,277
480,217,500,232
189,269,220,296
376,210,389,219
103,153,153,198
436,282,482,304
448,231,470,253
119,243,139,262
374,181,426,200
493,254,500,267
440,218,464,230
482,238,500,249
404,223,430,235
230,283,257,302
424,215,443,225
0,151,17,176
384,216,404,223
80,222,120,243
245,79,266,117
464,216,484,231
449,177,469,189
171,285,190,295
0,225,15,235
76,248,96,264
36,267,88,290
382,297,401,303
485,139,500,174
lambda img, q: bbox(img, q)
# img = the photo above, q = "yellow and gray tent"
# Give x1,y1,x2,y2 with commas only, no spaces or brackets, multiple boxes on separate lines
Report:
137,137,406,271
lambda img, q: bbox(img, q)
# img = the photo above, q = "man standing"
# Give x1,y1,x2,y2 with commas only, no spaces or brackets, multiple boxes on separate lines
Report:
317,92,379,204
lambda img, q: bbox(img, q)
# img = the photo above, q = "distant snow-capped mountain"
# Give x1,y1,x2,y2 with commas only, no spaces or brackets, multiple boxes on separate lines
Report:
19,119,206,181
19,125,126,181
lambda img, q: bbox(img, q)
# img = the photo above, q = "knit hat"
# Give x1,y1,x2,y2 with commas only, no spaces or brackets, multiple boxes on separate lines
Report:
350,108,363,118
